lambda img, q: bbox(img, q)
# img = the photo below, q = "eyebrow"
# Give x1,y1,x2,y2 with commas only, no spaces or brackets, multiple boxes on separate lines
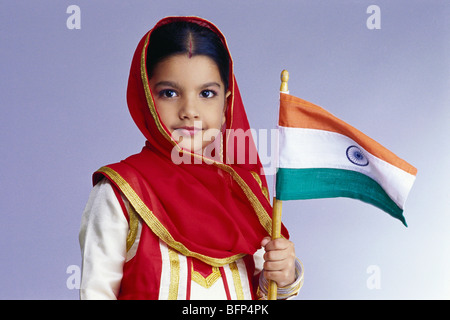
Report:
201,82,222,89
153,81,222,90
153,81,182,90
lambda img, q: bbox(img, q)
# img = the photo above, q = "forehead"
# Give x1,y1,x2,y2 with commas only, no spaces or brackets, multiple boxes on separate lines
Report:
150,54,223,86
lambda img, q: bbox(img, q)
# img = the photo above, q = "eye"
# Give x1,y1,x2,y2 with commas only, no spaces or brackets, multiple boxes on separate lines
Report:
159,89,178,98
200,90,216,98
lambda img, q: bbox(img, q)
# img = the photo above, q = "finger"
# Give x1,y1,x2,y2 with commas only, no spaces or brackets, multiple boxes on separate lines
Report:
264,238,293,252
264,249,284,262
264,248,296,264
264,248,295,265
263,259,288,271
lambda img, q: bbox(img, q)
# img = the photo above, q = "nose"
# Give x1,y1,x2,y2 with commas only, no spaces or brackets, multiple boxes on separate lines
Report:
179,96,199,120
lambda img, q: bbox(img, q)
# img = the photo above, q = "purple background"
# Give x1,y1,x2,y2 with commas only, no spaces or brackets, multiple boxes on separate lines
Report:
1,1,449,299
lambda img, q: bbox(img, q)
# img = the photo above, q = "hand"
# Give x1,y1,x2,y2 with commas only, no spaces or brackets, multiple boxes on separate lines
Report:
260,236,296,288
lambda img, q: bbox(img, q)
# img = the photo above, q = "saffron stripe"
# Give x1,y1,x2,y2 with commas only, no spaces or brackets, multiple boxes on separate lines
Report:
279,93,417,175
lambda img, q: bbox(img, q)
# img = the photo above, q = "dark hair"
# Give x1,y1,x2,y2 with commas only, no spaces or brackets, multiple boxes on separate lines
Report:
146,21,230,91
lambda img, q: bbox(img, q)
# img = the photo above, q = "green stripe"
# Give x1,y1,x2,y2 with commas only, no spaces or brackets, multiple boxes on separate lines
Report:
276,168,407,226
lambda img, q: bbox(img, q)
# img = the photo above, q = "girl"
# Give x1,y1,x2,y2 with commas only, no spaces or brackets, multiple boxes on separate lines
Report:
79,16,303,300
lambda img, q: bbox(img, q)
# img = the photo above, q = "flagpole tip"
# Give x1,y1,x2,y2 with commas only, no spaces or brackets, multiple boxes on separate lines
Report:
280,70,289,92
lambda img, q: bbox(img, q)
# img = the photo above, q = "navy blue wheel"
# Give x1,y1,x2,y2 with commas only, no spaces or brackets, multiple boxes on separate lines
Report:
346,145,369,166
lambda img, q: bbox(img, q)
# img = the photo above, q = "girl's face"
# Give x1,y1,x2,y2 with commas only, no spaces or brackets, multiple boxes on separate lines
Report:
149,54,229,153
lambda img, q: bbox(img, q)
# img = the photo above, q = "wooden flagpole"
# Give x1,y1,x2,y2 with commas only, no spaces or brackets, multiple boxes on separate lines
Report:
267,70,289,300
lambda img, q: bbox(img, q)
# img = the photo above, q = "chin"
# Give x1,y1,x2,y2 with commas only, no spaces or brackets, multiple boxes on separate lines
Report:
178,142,203,154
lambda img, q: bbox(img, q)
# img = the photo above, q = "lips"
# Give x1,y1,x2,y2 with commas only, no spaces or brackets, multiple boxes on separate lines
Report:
174,126,202,137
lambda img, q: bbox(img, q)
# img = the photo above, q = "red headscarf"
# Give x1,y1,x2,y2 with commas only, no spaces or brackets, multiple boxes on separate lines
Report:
94,16,288,267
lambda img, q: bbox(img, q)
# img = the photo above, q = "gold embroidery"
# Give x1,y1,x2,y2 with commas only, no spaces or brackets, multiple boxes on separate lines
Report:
250,171,270,201
97,166,247,267
140,32,175,146
217,164,273,236
191,266,221,289
98,164,274,265
262,187,269,201
126,205,139,252
229,262,244,300
168,247,180,300
250,171,262,188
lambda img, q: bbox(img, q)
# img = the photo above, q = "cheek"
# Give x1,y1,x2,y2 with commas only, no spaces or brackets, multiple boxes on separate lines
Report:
212,108,226,130
203,102,226,128
154,100,175,130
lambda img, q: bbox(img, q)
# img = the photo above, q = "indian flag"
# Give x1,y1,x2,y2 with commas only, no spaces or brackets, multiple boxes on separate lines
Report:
276,93,417,226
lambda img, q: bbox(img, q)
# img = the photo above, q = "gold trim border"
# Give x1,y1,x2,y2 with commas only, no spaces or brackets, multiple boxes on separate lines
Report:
97,166,246,267
140,32,175,146
168,247,180,300
192,266,221,289
229,262,244,300
126,205,140,252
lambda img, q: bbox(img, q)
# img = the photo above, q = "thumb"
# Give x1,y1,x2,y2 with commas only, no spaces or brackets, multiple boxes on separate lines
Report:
260,236,271,248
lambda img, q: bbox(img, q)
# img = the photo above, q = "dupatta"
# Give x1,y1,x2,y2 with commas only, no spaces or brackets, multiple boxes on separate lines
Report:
94,16,288,267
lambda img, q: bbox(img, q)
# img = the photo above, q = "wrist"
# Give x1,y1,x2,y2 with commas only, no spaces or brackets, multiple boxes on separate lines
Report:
257,258,304,300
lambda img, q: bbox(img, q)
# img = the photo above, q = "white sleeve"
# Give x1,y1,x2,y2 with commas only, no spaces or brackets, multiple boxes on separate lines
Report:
79,179,129,300
253,247,265,275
